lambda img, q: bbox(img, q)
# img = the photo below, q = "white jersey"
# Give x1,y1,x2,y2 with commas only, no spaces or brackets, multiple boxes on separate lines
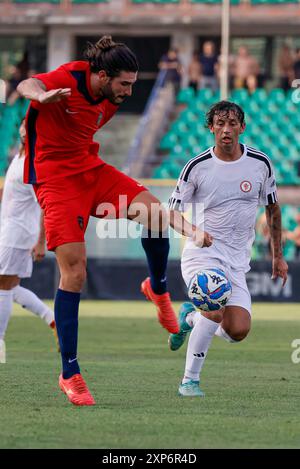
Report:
169,144,278,273
0,153,40,249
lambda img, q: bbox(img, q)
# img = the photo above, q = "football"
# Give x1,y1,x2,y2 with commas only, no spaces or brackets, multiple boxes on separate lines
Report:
188,268,232,312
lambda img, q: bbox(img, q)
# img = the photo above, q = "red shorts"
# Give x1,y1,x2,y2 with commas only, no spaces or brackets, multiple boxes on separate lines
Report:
34,163,147,251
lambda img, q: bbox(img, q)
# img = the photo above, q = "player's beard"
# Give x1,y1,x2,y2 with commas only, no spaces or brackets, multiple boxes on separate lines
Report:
101,81,126,105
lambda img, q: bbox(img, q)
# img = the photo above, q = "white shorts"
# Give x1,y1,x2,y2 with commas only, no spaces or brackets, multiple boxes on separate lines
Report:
182,259,252,315
0,246,33,278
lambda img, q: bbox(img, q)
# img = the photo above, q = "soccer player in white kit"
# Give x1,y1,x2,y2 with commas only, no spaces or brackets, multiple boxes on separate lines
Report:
0,120,57,363
168,101,288,397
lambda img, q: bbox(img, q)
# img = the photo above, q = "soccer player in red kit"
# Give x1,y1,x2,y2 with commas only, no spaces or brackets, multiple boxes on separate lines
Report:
17,36,179,406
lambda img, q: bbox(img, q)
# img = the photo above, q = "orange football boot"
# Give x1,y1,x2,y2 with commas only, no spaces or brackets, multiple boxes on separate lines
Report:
141,277,180,334
59,373,96,406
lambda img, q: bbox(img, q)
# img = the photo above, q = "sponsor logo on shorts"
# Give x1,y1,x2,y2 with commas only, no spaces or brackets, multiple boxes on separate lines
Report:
240,180,252,193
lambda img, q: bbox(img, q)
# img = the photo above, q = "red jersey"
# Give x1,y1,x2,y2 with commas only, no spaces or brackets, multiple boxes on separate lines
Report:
24,61,118,184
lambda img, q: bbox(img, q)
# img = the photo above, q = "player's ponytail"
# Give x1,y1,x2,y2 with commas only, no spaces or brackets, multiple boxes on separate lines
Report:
84,35,139,77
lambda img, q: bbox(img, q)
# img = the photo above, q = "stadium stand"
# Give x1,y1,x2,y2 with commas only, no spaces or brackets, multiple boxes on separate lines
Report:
12,0,108,2
254,205,299,260
13,0,60,3
131,0,179,3
191,0,240,4
0,99,28,175
155,87,300,186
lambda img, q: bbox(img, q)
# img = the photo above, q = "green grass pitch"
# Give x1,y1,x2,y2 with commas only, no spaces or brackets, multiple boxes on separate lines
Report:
1,301,300,449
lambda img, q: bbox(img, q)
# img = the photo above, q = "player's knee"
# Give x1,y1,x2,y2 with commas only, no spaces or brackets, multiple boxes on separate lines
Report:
0,275,19,290
60,262,87,291
227,328,250,342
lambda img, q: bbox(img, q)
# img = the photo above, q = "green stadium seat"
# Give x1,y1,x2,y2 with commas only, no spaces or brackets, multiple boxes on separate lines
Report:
72,0,108,3
0,99,30,173
159,132,178,150
155,86,300,192
230,88,249,105
132,0,179,3
177,87,195,105
251,0,298,4
269,88,286,105
13,0,60,3
191,0,240,4
251,88,268,105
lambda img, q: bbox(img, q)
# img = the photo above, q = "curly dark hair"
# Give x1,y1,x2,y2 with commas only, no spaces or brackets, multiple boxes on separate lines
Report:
206,101,245,127
84,35,139,77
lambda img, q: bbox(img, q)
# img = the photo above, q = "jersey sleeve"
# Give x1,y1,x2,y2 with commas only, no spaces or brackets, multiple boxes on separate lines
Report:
168,168,197,212
259,159,278,206
32,65,71,91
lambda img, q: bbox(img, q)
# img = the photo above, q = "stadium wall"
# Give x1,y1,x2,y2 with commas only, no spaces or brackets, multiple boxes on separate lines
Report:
21,257,300,303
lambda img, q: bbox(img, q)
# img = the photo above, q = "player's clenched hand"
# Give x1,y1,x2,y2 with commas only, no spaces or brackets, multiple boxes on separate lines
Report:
192,227,213,248
31,243,45,262
38,88,71,104
271,256,288,287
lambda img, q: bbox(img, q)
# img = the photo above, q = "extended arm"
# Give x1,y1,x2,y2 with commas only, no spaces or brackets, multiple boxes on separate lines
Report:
17,78,71,103
265,202,288,286
169,209,213,248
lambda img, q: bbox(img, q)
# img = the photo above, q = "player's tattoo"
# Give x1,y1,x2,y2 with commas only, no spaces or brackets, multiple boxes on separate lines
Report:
265,202,283,258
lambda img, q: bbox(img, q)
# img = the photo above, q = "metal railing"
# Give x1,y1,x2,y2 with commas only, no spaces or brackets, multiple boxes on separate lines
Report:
123,69,169,176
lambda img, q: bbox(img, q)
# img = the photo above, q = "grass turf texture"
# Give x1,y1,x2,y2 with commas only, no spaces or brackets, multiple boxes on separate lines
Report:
1,301,300,449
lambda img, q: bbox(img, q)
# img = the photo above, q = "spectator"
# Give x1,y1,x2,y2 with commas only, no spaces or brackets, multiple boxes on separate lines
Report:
188,51,201,94
246,74,258,95
6,65,23,105
233,46,260,89
199,41,218,91
256,212,271,259
286,212,300,259
256,211,288,259
278,43,294,91
158,48,182,96
293,48,300,81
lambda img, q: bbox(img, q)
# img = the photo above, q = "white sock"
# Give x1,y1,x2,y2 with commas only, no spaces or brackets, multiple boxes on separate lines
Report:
186,310,200,328
0,338,6,363
12,286,54,326
0,290,14,340
215,326,238,343
183,314,219,382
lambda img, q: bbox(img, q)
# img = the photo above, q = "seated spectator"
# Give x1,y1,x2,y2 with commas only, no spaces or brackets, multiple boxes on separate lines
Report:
158,48,182,95
188,51,201,94
286,212,300,259
256,212,271,259
256,212,288,259
246,74,258,95
278,43,294,91
199,41,218,91
293,48,300,81
233,45,259,89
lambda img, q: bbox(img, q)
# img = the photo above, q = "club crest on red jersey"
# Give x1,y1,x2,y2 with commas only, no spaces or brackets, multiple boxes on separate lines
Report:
240,180,252,193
